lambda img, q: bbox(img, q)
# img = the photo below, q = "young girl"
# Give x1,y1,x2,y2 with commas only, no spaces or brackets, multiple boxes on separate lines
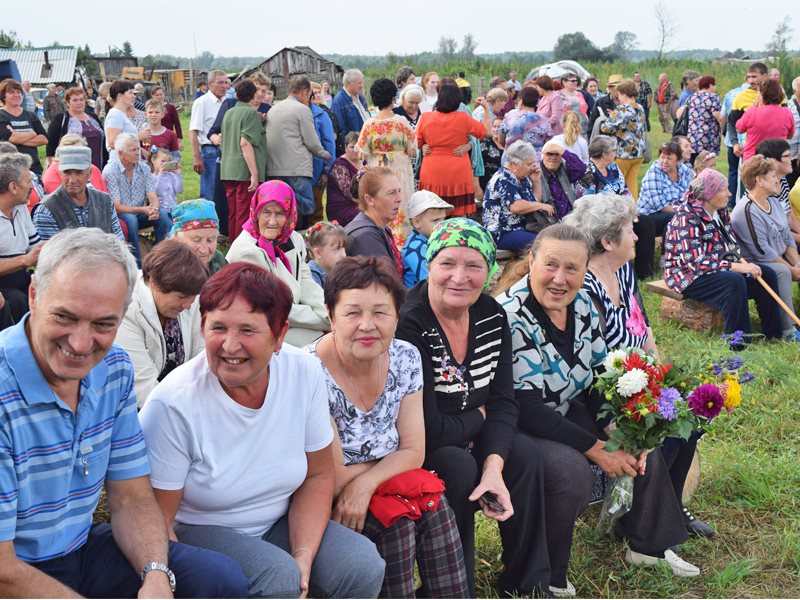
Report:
149,147,183,216
305,221,347,287
552,111,589,164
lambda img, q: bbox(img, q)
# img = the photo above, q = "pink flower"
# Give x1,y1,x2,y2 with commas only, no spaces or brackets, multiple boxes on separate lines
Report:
626,293,648,337
687,383,725,420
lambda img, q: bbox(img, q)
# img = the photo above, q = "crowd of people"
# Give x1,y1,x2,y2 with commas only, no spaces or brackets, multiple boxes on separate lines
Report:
0,58,799,598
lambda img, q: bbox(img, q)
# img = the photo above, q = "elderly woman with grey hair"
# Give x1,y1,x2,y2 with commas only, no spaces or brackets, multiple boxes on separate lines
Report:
393,84,425,129
575,134,659,280
482,140,553,253
564,193,716,540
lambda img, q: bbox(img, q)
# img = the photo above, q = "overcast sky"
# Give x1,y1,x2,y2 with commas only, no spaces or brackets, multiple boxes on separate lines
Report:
3,0,792,58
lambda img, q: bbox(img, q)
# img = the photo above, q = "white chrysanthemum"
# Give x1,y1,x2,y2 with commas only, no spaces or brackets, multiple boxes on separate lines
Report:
603,349,628,373
616,368,648,397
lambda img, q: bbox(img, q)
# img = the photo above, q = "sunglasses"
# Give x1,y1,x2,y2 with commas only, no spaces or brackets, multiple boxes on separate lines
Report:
543,152,562,157
661,142,681,152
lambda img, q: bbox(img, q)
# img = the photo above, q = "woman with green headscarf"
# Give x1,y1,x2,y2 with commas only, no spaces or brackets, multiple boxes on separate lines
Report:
395,218,550,598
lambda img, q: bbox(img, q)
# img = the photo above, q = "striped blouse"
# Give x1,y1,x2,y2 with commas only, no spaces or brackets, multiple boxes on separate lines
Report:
582,262,649,350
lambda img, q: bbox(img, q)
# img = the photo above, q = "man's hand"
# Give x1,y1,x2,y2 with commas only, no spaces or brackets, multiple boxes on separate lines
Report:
248,174,259,193
25,242,45,268
192,156,204,174
138,570,174,599
321,151,331,162
208,133,222,146
0,291,5,310
452,143,471,157
733,143,743,158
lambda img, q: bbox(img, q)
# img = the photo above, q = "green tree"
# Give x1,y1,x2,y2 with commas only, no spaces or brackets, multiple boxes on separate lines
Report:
0,30,21,48
606,31,639,61
122,41,134,57
766,16,793,55
437,37,457,59
553,32,606,62
76,44,98,77
461,34,477,58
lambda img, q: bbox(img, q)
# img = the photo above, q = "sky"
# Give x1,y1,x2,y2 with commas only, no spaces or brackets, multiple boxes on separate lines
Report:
3,0,792,58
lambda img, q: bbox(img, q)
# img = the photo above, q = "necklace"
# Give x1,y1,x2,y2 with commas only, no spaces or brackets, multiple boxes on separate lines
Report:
333,337,384,413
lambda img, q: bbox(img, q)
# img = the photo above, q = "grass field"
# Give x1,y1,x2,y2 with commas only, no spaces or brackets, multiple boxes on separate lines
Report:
81,103,799,597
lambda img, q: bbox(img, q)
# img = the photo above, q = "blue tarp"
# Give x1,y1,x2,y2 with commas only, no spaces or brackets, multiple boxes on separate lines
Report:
0,59,22,82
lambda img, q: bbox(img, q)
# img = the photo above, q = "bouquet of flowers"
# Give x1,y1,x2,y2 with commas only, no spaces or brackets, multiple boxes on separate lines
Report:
593,336,752,529
593,347,698,528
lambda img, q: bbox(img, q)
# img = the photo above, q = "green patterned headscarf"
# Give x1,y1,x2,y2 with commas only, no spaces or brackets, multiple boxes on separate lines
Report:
425,218,500,288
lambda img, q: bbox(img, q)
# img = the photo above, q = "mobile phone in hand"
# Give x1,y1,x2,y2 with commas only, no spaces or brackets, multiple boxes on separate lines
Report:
162,161,180,171
479,491,505,514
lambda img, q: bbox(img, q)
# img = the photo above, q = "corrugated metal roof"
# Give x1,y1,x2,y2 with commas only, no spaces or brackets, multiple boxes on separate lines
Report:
0,46,78,84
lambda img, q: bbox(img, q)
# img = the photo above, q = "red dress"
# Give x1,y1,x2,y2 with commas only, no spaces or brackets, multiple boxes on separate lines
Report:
416,111,486,216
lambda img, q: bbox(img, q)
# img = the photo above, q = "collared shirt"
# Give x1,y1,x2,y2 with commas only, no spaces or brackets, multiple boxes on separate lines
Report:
351,93,371,124
189,90,224,145
21,91,36,113
721,83,749,147
638,161,694,215
788,95,800,159
0,317,150,562
0,204,40,259
102,158,156,207
33,187,125,241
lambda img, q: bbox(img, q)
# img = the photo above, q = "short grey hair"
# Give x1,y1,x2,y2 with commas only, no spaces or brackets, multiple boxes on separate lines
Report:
343,69,364,86
504,140,537,166
207,69,226,82
399,84,424,103
588,135,618,159
0,153,32,193
34,228,138,307
0,141,18,154
562,193,637,256
57,134,88,149
114,132,139,154
792,76,800,92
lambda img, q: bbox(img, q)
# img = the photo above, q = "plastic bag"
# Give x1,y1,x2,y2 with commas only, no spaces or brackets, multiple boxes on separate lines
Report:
597,474,634,532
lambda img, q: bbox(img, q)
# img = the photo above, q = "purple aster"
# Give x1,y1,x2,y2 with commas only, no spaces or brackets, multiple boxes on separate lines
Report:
657,388,681,420
738,372,755,384
688,383,725,419
724,357,744,371
721,330,746,349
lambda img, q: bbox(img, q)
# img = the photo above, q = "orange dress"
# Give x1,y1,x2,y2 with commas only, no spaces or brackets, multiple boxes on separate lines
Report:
416,111,487,216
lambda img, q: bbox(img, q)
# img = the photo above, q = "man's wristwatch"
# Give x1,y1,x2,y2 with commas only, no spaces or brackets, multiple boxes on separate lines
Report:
140,562,176,592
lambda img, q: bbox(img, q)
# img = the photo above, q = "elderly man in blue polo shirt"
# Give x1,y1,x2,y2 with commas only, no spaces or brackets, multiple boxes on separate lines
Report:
0,228,248,598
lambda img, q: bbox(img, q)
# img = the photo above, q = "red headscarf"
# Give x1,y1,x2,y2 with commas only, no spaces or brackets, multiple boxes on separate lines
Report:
243,181,298,272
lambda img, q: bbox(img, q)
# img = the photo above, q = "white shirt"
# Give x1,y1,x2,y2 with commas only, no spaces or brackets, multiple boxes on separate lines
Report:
189,90,224,145
139,346,334,536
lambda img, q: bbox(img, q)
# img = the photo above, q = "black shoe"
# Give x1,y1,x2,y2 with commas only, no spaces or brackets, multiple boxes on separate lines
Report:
682,506,714,538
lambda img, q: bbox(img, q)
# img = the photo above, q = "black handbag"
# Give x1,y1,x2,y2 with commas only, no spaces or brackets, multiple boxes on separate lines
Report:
672,104,690,136
524,207,559,234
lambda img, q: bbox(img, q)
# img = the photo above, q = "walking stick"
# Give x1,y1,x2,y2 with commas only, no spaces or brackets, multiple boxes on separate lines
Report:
725,253,800,328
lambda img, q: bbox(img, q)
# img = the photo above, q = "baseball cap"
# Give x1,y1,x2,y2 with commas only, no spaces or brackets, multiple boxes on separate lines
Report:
407,190,454,219
57,146,92,171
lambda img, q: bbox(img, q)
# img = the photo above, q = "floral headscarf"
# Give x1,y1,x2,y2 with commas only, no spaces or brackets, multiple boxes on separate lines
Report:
242,181,298,272
169,199,219,237
426,217,500,289
683,168,728,207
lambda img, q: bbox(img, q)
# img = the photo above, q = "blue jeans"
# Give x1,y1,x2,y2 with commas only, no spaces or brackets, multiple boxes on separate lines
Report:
497,229,537,254
175,515,385,598
120,210,172,266
681,268,783,340
726,145,740,207
199,145,220,201
272,175,314,215
34,523,248,598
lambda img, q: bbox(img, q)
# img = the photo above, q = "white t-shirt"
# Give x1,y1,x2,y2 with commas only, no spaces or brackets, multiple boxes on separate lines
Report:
189,90,224,144
103,107,138,154
552,134,589,165
139,345,334,536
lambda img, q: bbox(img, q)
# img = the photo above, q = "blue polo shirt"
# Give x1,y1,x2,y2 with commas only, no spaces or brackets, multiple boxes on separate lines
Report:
0,317,149,563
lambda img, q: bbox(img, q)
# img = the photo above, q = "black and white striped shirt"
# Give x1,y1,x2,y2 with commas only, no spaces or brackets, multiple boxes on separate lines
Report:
582,262,648,351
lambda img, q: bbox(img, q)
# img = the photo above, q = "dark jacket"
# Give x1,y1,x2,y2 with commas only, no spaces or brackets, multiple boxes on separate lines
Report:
46,111,108,167
588,94,618,135
331,89,369,140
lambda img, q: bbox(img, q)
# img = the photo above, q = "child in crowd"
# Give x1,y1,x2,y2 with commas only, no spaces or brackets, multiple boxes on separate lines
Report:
693,150,718,174
144,99,179,155
305,221,347,287
149,147,183,216
402,190,453,287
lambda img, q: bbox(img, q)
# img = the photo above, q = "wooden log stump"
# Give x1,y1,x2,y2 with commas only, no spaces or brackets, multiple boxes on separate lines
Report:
682,449,701,505
645,280,724,332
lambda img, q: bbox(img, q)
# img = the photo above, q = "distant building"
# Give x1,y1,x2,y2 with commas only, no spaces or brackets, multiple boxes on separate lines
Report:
0,46,78,85
240,46,343,100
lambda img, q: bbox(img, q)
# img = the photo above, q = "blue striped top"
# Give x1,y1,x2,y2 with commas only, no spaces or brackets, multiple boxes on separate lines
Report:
0,317,149,562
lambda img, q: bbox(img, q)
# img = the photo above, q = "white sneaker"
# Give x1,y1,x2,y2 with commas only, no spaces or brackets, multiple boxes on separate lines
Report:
548,579,576,597
625,548,700,577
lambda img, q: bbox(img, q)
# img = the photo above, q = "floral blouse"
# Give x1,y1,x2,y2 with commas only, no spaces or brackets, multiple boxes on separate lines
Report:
307,339,423,465
687,91,722,154
575,160,631,198
599,102,647,159
499,109,553,153
482,167,535,241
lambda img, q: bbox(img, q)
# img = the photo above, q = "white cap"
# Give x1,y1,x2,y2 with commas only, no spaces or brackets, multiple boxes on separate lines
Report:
407,190,454,219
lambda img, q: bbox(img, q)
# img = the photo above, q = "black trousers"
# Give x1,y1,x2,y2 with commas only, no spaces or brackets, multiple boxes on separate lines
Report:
634,213,657,280
0,285,30,331
526,398,688,583
424,433,549,598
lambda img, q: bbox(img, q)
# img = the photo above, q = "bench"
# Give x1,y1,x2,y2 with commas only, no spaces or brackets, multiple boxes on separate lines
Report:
645,280,723,332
